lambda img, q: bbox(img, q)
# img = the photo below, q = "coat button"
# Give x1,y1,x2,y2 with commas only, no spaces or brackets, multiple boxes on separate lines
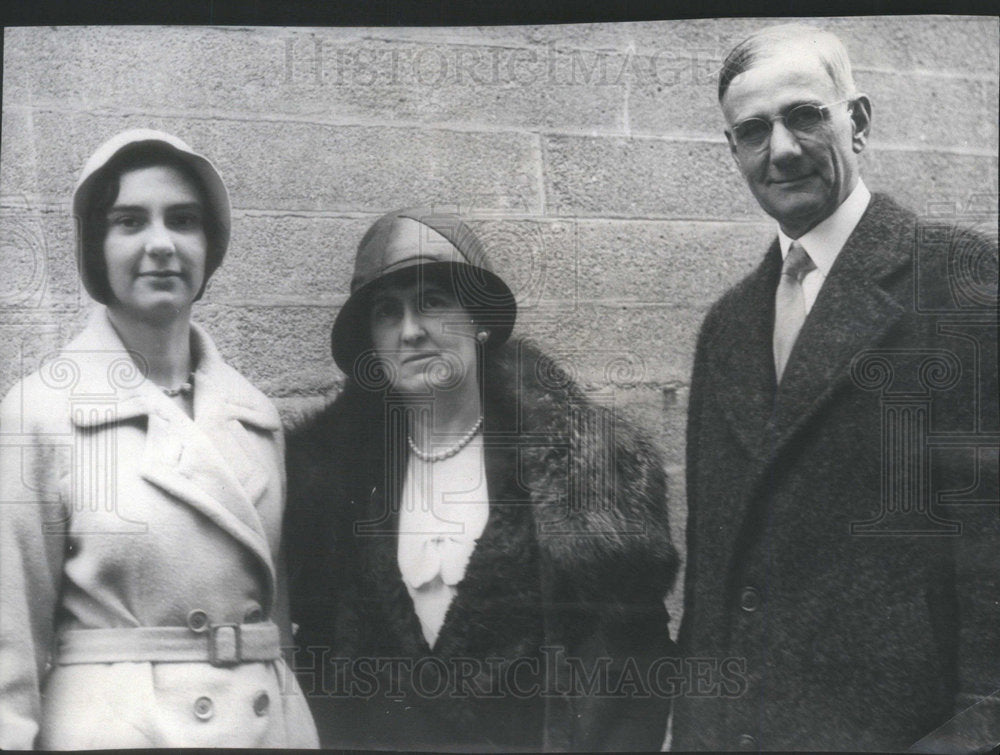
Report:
253,690,270,716
193,696,214,721
737,733,757,750
739,586,761,612
187,609,209,632
244,606,263,623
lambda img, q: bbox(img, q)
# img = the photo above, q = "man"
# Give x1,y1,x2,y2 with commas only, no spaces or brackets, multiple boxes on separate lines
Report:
673,24,999,751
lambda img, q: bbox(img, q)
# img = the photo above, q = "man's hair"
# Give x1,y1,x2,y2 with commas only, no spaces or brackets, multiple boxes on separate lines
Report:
718,24,858,103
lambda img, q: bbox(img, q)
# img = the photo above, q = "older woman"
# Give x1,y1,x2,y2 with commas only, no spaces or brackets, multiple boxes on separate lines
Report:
0,129,317,748
286,207,678,751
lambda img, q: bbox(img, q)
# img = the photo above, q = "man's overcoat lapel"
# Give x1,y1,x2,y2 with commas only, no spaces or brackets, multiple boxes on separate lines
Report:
768,196,912,445
709,243,782,462
711,195,915,534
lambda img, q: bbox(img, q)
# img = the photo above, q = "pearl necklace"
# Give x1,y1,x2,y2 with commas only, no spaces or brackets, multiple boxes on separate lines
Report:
407,415,484,463
162,373,194,398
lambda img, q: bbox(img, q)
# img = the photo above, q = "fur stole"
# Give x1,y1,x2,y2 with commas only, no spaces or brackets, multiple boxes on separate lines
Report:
286,337,678,616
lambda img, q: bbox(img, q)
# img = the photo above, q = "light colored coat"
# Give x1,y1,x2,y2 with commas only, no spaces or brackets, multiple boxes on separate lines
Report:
0,308,318,749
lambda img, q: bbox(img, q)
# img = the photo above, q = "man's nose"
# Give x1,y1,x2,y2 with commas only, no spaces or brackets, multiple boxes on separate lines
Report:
768,119,804,161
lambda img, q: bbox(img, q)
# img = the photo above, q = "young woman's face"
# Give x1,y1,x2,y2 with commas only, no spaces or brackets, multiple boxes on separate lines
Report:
369,277,478,396
103,165,207,323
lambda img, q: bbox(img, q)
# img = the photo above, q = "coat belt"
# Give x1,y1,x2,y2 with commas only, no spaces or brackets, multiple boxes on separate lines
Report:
56,622,281,667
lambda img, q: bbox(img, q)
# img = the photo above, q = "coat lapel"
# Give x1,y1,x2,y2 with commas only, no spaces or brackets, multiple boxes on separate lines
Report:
189,365,277,517
766,195,912,447
139,410,276,585
707,196,915,557
67,309,280,594
710,245,783,460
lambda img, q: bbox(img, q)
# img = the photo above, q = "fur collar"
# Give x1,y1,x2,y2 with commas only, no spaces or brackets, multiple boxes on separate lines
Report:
288,338,677,606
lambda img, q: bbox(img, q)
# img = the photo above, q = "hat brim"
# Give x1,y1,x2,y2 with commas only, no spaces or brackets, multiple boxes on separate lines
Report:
331,260,516,376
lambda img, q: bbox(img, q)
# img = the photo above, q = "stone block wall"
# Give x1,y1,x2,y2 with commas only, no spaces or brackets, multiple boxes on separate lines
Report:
3,19,998,628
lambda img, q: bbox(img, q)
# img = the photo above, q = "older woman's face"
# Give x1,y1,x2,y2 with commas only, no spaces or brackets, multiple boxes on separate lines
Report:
370,276,478,396
104,165,207,322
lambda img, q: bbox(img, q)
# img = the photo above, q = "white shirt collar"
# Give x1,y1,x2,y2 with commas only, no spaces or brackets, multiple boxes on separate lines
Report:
777,180,871,277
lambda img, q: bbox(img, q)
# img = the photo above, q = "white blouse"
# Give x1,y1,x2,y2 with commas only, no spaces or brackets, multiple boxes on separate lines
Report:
397,435,489,647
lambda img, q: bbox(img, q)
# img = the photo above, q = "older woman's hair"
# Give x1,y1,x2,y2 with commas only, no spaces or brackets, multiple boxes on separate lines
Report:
718,24,858,103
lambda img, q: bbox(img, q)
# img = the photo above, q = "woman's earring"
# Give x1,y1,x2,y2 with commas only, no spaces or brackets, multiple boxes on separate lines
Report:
476,330,490,344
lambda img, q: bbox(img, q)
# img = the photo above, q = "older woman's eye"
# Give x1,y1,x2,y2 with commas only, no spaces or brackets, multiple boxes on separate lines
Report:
372,299,402,320
421,293,452,311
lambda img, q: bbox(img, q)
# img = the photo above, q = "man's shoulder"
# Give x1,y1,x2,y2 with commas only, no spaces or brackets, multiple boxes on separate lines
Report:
702,237,780,325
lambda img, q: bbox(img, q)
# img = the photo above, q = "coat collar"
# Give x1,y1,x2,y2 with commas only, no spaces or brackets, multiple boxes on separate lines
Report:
62,307,280,432
710,194,914,460
346,341,675,657
54,307,281,602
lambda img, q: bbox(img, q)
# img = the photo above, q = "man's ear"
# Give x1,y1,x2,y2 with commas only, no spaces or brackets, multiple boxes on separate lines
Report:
850,94,872,154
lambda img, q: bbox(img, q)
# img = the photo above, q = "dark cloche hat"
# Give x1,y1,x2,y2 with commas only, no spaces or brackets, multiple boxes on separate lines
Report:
331,207,516,374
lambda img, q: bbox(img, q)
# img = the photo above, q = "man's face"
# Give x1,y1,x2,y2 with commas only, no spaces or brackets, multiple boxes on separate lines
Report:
722,51,868,238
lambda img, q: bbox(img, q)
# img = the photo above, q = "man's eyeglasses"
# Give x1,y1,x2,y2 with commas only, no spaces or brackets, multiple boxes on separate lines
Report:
730,99,853,152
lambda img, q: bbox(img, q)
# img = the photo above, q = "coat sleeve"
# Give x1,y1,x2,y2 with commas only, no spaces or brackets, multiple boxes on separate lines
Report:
676,302,718,653
950,234,1000,746
939,231,1000,748
554,397,678,751
0,386,68,750
269,424,297,655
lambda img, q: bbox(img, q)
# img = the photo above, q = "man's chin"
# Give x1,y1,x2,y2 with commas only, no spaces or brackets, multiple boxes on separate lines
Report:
769,205,832,238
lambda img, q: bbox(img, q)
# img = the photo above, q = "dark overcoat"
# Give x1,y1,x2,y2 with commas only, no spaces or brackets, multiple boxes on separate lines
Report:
673,194,1000,751
285,339,679,751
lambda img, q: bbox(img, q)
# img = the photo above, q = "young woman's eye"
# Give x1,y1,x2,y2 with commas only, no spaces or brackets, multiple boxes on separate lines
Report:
169,212,203,231
108,214,143,230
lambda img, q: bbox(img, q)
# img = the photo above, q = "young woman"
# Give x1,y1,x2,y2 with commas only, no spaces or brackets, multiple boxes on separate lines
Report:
286,207,678,751
0,129,317,748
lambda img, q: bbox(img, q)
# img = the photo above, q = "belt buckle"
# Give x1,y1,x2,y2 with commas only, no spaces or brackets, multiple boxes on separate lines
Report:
208,623,242,666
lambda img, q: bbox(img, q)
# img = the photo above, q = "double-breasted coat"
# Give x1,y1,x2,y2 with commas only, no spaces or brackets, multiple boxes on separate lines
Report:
0,308,318,749
285,339,679,751
673,194,1000,751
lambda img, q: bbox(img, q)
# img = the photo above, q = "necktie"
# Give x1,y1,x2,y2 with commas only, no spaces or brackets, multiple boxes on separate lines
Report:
773,240,816,382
